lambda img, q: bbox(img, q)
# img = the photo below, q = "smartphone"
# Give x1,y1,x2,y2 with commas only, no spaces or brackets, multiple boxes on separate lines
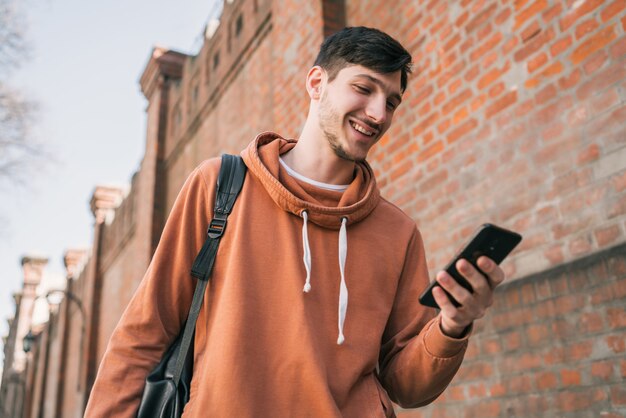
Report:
418,223,522,309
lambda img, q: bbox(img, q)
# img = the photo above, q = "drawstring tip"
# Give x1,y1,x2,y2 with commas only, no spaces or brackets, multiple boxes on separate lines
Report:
337,335,345,345
303,283,311,293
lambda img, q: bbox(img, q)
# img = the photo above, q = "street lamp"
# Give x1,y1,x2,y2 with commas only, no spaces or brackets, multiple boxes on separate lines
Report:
22,330,35,353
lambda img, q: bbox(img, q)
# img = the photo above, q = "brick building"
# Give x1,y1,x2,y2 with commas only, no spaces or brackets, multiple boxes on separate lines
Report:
1,0,625,417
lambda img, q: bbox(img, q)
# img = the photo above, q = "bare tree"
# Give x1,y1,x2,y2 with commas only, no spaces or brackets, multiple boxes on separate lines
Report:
0,0,41,188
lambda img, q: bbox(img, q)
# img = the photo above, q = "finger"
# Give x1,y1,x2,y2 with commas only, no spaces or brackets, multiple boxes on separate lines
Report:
433,287,473,336
456,259,490,295
432,285,456,314
477,256,505,287
436,270,473,306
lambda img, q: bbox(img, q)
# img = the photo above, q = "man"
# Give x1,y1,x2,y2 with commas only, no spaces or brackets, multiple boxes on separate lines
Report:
85,26,504,417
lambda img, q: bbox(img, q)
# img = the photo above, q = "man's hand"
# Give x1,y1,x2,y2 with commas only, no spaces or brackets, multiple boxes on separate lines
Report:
432,256,505,338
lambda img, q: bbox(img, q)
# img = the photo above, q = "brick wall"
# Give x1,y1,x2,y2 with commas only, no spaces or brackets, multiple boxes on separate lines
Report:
349,0,626,283
398,242,626,417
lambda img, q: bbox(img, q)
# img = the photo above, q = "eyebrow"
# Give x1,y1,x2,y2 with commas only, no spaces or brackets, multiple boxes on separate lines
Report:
354,74,403,104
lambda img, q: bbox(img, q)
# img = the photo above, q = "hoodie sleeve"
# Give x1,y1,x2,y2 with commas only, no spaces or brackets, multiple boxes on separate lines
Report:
378,227,470,408
84,161,217,418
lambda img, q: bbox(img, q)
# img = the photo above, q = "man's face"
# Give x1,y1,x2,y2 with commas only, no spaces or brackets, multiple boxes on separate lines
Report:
317,65,403,162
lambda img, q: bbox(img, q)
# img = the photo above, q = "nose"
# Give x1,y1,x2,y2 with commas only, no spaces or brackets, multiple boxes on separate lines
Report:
365,96,387,125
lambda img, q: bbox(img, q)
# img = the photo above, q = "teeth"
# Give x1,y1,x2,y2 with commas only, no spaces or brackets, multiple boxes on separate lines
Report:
351,121,374,136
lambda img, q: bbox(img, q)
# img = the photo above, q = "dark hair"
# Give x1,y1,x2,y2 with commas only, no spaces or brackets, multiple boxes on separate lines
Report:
313,26,413,92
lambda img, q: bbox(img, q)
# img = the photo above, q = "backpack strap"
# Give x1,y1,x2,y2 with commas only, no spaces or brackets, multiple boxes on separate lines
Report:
191,154,247,280
172,154,247,384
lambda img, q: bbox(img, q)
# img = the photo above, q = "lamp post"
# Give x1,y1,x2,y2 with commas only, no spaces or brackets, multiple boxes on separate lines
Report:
46,289,87,392
22,330,35,353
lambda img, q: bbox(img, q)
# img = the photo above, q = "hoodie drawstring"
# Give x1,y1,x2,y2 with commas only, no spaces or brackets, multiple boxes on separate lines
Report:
300,211,349,345
337,217,348,345
301,210,312,293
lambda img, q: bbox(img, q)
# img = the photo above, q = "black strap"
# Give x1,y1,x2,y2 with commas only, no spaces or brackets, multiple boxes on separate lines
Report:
191,154,247,280
172,154,247,384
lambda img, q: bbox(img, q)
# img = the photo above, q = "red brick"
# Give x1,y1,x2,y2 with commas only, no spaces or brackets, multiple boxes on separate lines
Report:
507,374,533,394
468,383,487,397
536,371,558,389
595,224,621,247
610,35,626,58
455,10,469,28
589,87,620,117
527,51,548,72
611,384,626,405
542,3,563,22
560,369,582,386
581,311,605,333
417,139,444,162
488,81,506,98
446,118,478,143
464,64,481,82
476,22,493,41
535,83,557,105
612,171,626,192
583,50,609,75
601,0,626,22
466,3,498,32
470,32,503,61
607,307,626,329
466,401,500,418
559,68,581,89
526,323,549,345
514,27,555,62
576,143,600,164
570,235,593,256
556,389,607,412
502,35,519,55
495,7,512,25
551,34,573,57
534,95,574,125
591,360,614,381
452,107,469,125
485,90,517,117
442,89,472,115
521,20,542,43
446,385,465,401
575,17,600,39
570,24,617,64
560,0,605,31
516,0,549,29
490,382,506,397
458,361,494,380
567,334,593,361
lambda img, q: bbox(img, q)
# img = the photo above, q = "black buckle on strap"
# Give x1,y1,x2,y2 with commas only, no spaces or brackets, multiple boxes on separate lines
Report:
208,214,227,238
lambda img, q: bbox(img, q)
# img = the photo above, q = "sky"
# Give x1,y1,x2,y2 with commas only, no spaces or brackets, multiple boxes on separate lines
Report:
0,0,219,361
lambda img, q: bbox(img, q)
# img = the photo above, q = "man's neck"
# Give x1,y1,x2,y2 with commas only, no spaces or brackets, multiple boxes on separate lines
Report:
283,122,356,185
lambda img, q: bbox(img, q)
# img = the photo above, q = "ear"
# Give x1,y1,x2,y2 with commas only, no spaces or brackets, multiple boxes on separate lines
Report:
306,66,325,100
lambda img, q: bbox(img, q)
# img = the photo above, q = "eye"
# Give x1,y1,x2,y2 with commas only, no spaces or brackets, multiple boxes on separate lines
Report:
354,85,371,94
386,101,398,111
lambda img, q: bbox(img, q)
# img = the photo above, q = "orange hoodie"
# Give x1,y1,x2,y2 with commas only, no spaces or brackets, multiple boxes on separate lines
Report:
85,133,468,417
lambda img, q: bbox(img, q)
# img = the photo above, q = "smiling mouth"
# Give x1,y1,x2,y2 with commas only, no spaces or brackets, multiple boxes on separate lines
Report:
349,120,378,137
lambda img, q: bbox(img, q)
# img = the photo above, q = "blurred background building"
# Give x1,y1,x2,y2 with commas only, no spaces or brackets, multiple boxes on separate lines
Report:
1,0,625,416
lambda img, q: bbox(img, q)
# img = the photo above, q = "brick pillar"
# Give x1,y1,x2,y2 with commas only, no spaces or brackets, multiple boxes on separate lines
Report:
13,256,48,372
55,249,88,418
84,186,125,401
139,48,187,256
321,0,346,37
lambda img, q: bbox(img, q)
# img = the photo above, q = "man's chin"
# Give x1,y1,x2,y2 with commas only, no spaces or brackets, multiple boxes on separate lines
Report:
333,145,367,163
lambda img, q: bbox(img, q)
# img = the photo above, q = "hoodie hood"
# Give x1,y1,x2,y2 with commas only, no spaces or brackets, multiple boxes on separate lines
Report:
241,132,380,230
